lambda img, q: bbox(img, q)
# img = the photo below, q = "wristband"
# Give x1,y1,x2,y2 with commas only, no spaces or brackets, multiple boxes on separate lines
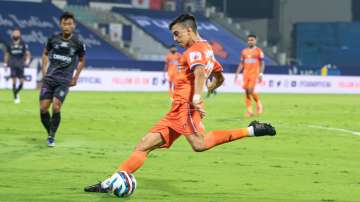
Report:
259,73,263,76
192,94,201,104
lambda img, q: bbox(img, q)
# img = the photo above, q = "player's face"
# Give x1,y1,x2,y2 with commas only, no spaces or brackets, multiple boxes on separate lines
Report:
60,18,75,35
171,24,191,48
12,30,21,41
170,47,177,53
248,37,256,48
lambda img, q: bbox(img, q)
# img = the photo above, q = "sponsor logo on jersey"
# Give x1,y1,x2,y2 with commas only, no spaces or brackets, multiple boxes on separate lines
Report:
52,54,71,63
189,51,202,62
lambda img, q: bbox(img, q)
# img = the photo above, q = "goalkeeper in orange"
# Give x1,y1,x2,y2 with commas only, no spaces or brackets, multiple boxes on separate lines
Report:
234,34,265,117
84,14,276,193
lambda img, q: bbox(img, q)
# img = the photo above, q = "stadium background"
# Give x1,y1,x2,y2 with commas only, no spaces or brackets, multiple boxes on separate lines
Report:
0,0,359,202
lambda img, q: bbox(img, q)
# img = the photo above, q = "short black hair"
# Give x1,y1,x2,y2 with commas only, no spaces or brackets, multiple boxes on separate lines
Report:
248,34,257,39
168,14,197,32
60,11,75,22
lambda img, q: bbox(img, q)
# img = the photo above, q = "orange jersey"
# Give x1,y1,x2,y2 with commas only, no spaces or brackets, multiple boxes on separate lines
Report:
165,52,181,72
241,47,264,78
172,40,223,103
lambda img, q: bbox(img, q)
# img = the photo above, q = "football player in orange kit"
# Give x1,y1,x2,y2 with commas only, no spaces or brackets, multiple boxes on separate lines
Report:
84,14,276,193
164,44,181,99
234,34,265,117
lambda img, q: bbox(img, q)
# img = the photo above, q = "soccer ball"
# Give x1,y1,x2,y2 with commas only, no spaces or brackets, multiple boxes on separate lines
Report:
102,171,137,197
112,171,137,197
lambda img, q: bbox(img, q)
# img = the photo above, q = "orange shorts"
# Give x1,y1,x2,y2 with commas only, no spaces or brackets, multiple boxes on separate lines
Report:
243,76,257,89
150,102,205,148
167,66,177,82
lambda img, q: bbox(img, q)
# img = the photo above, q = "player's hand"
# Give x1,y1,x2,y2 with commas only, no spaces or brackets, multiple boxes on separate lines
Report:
4,63,8,72
70,77,78,86
164,73,169,81
194,102,206,118
234,75,238,83
258,74,263,83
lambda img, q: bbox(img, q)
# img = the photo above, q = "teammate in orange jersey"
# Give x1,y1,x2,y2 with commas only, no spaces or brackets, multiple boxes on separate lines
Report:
234,34,265,117
164,44,181,99
84,14,276,193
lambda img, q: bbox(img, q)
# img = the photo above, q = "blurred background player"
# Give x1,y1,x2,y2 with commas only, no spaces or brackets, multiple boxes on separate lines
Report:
39,12,86,147
164,44,181,99
234,34,265,117
84,14,276,193
3,28,31,104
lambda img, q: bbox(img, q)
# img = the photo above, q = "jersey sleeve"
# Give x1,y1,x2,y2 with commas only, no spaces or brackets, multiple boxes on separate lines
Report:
258,48,264,61
240,50,245,62
45,36,52,51
186,50,207,71
77,41,86,57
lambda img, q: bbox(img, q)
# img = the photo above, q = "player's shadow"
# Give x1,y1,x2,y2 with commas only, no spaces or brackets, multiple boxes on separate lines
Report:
213,116,243,123
140,177,189,195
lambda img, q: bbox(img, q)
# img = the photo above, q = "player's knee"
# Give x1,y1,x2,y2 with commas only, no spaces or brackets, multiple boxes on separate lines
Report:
52,104,61,113
191,143,207,152
40,105,49,113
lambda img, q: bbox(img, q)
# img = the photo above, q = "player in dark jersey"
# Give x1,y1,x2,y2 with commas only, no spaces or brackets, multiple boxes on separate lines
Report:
40,12,86,147
3,28,31,104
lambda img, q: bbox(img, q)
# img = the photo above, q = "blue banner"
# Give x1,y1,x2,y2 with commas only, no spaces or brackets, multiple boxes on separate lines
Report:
0,1,129,61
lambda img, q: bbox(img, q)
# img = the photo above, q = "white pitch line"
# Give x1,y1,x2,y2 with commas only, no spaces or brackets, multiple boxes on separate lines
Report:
308,125,360,136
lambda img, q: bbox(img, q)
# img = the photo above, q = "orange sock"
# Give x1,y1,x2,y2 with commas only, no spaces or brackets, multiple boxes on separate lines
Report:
204,128,249,149
118,150,147,173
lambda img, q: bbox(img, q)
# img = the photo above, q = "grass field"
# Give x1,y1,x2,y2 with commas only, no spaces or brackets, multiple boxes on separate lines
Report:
0,90,359,202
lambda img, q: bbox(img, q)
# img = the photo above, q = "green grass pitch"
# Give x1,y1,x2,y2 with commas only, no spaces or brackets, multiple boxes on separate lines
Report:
0,90,359,202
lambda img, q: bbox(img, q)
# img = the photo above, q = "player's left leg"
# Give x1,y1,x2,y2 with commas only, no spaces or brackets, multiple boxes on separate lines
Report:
186,120,276,152
48,84,69,145
14,77,24,103
244,89,253,117
84,132,166,193
11,76,18,103
252,93,263,115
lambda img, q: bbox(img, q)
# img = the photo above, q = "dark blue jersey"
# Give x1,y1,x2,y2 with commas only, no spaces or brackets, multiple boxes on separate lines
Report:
44,33,86,85
6,40,29,68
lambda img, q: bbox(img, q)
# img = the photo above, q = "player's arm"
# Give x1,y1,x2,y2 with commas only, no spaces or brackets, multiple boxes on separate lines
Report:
193,65,207,117
41,48,49,78
24,45,31,67
258,50,265,82
70,55,85,86
207,71,224,92
234,61,244,82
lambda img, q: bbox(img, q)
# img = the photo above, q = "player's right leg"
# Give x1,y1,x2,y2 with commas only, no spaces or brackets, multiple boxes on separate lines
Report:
11,76,17,103
39,80,55,146
40,99,52,145
186,121,276,152
84,132,165,193
244,89,254,117
243,77,254,117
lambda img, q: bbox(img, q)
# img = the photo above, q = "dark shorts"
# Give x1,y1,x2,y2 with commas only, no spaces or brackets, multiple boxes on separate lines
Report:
39,79,69,103
10,67,24,79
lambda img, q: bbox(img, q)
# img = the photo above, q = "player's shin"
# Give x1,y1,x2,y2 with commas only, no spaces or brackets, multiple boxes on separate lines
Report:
12,83,17,99
204,128,253,149
118,150,147,173
15,83,23,95
40,111,51,135
50,112,61,138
